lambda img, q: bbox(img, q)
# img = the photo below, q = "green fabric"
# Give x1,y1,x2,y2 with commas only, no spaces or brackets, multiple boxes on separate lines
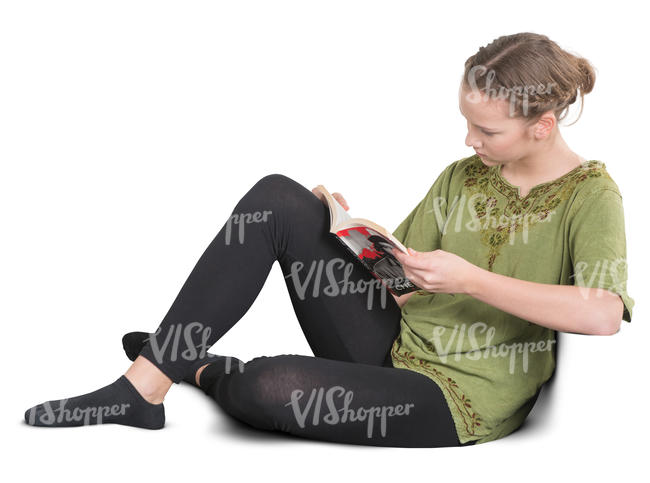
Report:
389,153,634,445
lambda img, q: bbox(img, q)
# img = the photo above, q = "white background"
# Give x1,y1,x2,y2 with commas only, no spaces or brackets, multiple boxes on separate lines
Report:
1,1,646,481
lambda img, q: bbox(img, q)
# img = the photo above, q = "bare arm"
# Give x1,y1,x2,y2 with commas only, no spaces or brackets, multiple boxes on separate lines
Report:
392,247,624,336
465,266,624,336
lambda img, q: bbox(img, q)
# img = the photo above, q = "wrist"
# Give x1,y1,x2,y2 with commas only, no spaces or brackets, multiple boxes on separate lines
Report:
463,265,487,297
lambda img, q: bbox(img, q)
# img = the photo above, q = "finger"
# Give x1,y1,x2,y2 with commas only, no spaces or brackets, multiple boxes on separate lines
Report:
407,266,433,279
333,193,349,209
396,251,430,270
401,269,424,289
390,247,405,259
393,250,422,271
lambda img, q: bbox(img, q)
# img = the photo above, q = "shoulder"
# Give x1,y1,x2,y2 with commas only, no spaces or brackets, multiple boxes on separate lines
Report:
575,160,620,191
568,160,627,219
419,154,483,201
570,160,624,206
453,153,485,174
435,153,485,184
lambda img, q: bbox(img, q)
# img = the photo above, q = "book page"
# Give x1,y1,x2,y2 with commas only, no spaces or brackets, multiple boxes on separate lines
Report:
331,194,351,225
314,184,351,228
335,218,408,253
335,225,419,295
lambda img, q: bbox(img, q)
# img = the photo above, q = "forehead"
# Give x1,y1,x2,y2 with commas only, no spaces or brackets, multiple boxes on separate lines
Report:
458,84,511,125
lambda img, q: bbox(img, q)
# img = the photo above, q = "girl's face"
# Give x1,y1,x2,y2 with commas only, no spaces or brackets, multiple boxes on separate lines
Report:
458,83,542,166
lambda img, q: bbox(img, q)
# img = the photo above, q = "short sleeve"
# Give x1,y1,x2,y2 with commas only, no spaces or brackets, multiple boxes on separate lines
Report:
392,159,458,252
568,188,634,322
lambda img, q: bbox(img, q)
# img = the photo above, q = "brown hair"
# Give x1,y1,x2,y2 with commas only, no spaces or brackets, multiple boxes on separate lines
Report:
461,32,596,126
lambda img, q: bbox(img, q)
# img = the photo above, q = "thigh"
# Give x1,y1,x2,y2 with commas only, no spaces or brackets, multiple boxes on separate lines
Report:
210,354,460,448
248,175,402,366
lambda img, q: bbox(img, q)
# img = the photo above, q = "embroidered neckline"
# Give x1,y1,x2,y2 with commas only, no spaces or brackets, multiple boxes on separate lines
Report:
489,156,597,201
462,155,609,271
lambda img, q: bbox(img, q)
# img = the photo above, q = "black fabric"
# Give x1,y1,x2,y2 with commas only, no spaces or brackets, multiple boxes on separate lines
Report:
132,174,464,447
122,331,220,386
137,174,406,380
24,376,165,429
199,354,461,447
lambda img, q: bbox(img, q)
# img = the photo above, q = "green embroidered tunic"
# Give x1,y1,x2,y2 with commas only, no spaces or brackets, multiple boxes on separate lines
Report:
390,153,634,445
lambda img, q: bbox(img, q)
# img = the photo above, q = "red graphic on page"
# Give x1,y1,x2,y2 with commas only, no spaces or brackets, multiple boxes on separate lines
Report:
336,226,383,261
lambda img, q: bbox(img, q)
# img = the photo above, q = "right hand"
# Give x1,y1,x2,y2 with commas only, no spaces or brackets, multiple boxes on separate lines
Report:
311,187,350,211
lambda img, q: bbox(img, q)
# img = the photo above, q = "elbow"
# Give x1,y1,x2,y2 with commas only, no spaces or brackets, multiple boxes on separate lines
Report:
590,299,623,335
591,317,621,336
580,290,624,336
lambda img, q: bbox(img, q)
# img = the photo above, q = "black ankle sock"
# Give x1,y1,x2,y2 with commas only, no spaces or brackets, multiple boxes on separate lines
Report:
121,330,223,387
24,376,165,429
121,331,150,361
197,362,226,395
198,355,246,395
179,353,223,388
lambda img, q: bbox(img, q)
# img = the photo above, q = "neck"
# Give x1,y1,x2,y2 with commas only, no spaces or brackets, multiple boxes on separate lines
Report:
503,130,583,180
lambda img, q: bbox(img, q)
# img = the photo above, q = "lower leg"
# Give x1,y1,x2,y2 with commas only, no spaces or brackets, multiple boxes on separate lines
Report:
122,330,228,389
199,354,461,447
195,363,210,386
135,174,402,384
24,176,282,428
26,174,400,428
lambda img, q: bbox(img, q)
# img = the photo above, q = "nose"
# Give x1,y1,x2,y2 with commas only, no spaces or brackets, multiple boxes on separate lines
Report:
464,123,481,149
465,132,482,150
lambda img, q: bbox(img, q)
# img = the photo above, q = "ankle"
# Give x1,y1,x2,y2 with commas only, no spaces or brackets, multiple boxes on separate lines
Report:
195,363,211,387
124,356,173,405
125,375,166,404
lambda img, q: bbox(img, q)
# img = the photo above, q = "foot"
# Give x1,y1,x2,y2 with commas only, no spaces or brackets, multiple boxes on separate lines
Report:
121,331,223,387
24,376,165,429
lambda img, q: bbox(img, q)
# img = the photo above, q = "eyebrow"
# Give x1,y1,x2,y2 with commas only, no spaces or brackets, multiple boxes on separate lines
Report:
474,123,497,131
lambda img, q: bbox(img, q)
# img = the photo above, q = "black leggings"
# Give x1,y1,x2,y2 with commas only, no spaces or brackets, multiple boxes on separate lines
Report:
138,174,462,447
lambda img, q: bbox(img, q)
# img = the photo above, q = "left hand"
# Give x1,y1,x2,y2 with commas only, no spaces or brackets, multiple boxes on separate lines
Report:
391,247,478,295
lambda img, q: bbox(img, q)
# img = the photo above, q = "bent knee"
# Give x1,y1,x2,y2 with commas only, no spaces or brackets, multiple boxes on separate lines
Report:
252,173,299,193
229,355,310,409
241,174,315,216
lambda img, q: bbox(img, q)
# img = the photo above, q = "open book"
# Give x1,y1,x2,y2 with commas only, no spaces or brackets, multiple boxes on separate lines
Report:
313,185,421,296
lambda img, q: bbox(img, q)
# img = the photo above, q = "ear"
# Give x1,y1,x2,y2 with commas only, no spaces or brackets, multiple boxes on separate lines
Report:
532,111,556,139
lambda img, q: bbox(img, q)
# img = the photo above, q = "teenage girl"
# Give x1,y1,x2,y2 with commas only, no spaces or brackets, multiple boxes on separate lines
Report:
24,32,633,446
